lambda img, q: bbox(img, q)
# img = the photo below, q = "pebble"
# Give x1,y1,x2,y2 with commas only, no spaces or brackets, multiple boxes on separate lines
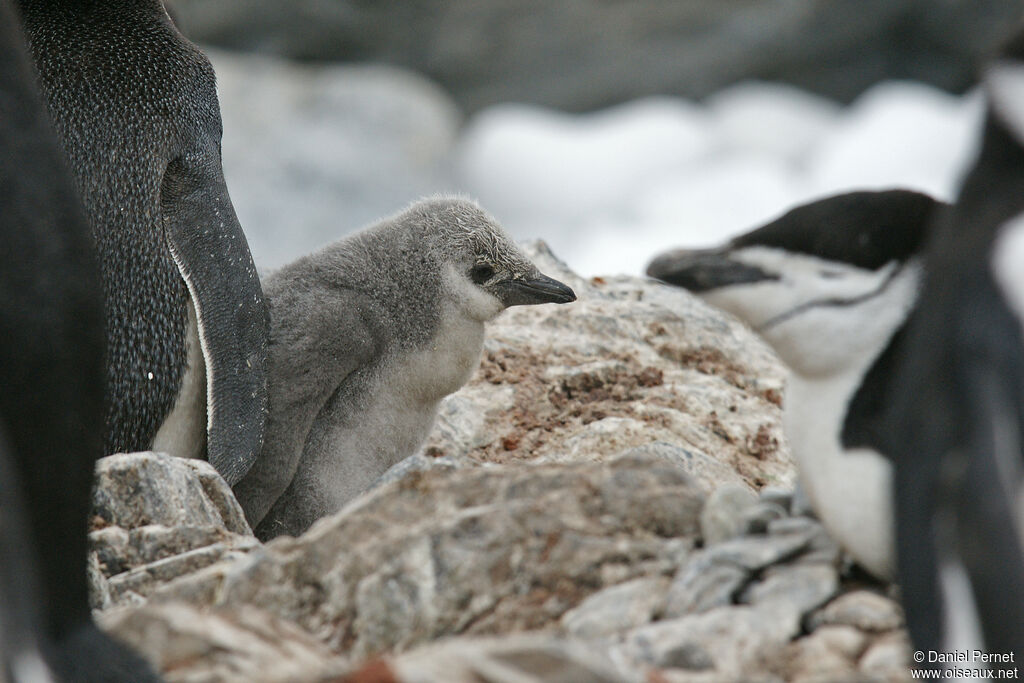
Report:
700,483,759,545
808,590,905,633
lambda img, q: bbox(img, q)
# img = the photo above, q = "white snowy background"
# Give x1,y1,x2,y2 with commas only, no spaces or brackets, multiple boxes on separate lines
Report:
211,50,986,279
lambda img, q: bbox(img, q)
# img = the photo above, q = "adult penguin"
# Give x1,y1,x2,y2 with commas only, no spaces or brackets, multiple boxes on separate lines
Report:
885,30,1024,664
0,1,161,679
13,0,268,485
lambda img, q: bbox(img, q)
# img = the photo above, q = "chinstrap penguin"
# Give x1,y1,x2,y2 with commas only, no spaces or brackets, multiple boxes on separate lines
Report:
884,32,1024,663
646,189,944,580
234,197,576,540
14,0,269,485
0,3,161,679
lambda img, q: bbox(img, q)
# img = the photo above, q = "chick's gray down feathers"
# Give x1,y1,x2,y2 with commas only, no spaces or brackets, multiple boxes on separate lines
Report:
234,197,575,539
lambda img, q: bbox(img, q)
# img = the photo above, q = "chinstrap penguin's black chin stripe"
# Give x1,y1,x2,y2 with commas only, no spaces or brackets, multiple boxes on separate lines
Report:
756,260,911,332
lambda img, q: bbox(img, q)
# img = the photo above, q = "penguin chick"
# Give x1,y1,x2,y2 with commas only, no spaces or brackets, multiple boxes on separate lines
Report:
234,197,576,539
647,190,944,579
886,34,1024,661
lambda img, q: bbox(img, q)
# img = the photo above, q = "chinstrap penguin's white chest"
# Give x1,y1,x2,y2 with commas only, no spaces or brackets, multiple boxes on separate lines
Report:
774,261,920,580
784,370,895,579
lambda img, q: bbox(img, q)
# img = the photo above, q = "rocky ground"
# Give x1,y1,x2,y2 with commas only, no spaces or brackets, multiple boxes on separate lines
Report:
87,246,914,682
172,0,1022,112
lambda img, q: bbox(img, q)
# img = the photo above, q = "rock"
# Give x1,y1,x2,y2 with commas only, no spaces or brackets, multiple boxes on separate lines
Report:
617,442,749,494
422,242,794,495
768,517,843,567
662,531,816,619
741,501,789,535
172,1,1024,111
663,559,748,618
101,603,348,683
791,482,817,518
368,634,639,683
858,631,912,679
88,550,113,611
703,532,813,572
142,454,705,660
758,486,794,513
739,564,839,616
700,484,759,544
624,604,800,676
90,452,257,606
92,452,250,534
808,591,905,633
560,576,671,639
785,625,869,682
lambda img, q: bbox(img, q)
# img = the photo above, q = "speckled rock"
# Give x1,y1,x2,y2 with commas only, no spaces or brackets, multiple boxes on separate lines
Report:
700,483,759,544
89,452,257,607
422,242,794,494
92,452,251,534
808,590,905,633
140,454,705,661
353,635,639,683
559,576,672,639
101,603,347,683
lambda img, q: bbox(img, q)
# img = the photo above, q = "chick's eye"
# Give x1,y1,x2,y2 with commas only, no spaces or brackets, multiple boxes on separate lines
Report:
470,263,495,284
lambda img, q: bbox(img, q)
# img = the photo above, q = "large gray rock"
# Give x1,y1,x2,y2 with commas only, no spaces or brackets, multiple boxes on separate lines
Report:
92,452,250,534
101,603,347,683
142,453,706,660
172,1,1024,111
347,635,639,683
89,452,257,608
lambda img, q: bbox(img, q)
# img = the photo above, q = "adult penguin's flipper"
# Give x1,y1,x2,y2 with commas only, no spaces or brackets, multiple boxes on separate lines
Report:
162,155,269,486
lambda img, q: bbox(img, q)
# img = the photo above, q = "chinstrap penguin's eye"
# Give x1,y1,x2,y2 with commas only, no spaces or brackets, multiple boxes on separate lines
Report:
469,263,496,284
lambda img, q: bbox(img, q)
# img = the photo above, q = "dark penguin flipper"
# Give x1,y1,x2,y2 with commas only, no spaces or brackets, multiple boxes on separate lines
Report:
161,157,269,486
49,622,162,683
888,109,1024,661
0,427,54,681
957,334,1024,659
0,2,162,679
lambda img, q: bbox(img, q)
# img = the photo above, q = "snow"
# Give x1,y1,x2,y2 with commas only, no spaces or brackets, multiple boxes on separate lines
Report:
454,80,986,277
211,50,987,279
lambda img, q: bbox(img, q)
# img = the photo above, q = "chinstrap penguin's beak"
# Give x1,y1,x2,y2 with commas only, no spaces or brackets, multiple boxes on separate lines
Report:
646,248,778,292
495,272,577,307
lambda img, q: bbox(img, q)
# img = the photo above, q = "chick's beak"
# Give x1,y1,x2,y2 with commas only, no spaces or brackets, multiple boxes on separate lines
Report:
495,272,577,307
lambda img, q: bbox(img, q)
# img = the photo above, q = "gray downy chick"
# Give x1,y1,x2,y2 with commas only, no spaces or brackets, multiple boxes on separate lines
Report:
234,197,576,539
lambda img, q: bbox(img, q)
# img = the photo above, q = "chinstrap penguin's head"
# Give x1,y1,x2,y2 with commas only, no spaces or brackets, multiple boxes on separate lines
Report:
647,190,943,376
411,197,577,322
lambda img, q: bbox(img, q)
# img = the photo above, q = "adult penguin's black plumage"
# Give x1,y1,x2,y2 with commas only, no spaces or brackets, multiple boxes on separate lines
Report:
0,2,160,679
13,0,268,485
885,31,1024,664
